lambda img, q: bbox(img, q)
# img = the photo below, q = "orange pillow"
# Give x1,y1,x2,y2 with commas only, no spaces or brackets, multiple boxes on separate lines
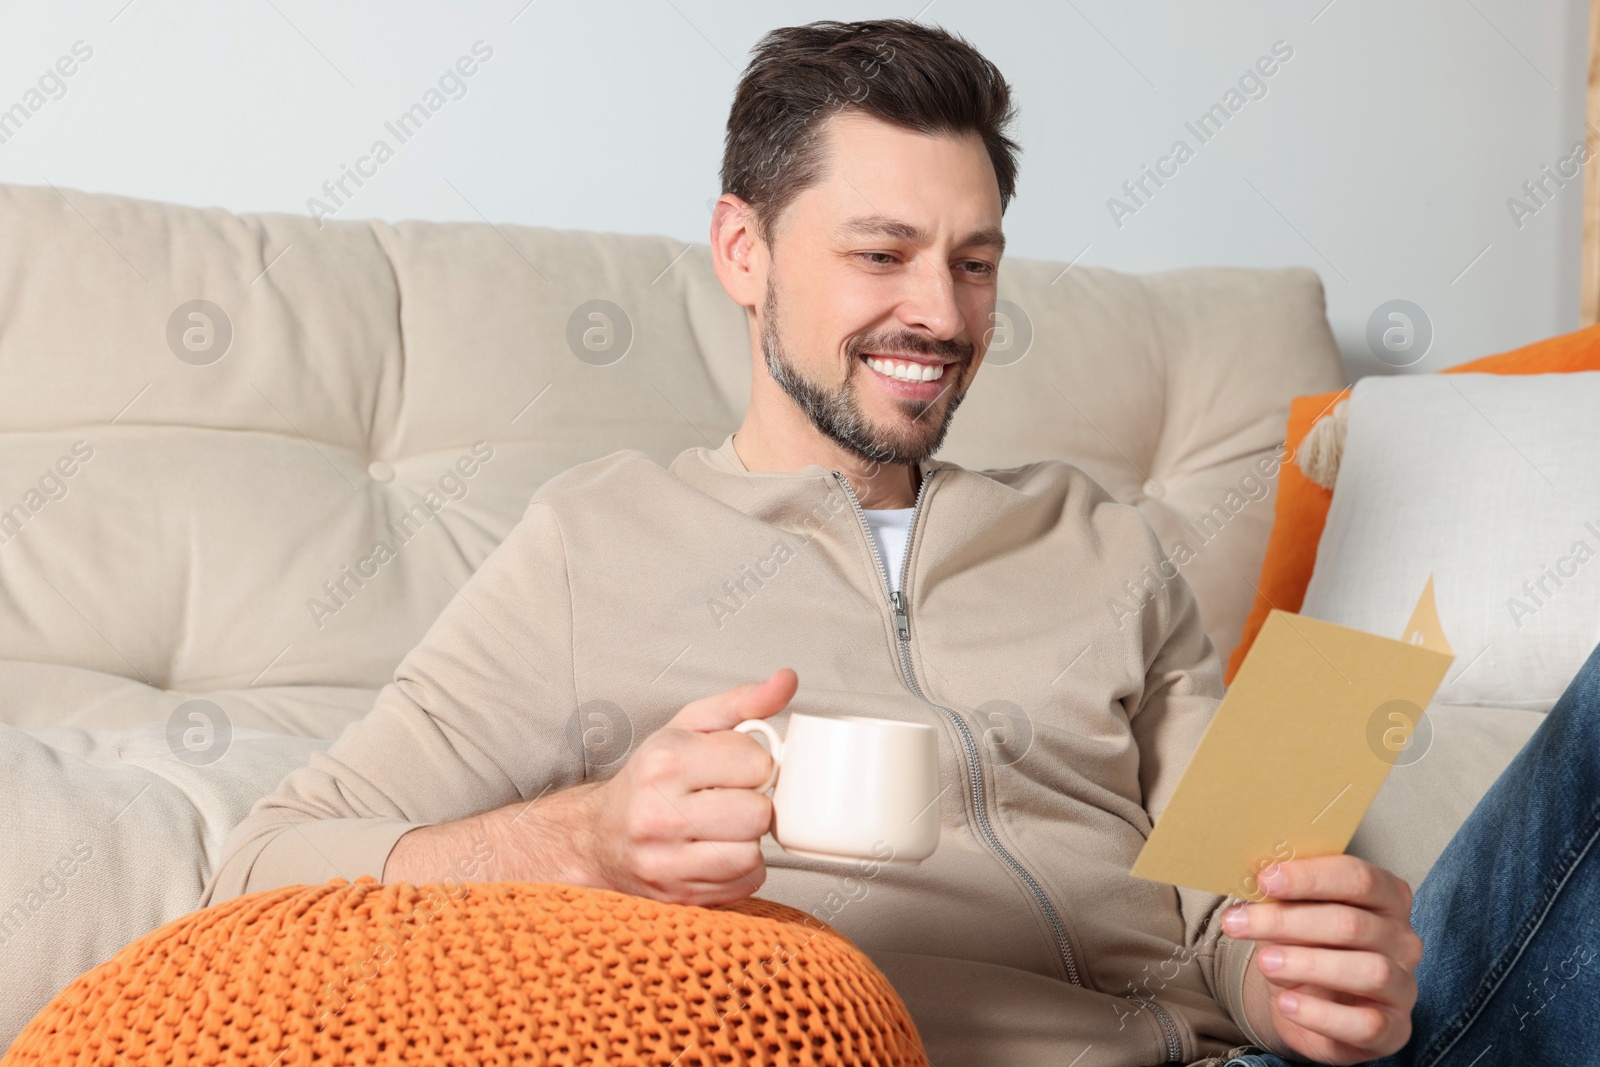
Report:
1226,321,1600,684
4,877,928,1067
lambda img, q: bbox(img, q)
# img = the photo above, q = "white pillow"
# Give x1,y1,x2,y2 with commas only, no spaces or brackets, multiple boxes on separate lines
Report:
1300,371,1600,711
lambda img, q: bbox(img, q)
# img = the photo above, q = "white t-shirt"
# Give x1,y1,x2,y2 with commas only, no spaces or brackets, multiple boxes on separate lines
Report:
863,507,915,592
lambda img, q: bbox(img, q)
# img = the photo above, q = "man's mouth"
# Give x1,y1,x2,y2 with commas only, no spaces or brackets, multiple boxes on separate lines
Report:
859,352,952,384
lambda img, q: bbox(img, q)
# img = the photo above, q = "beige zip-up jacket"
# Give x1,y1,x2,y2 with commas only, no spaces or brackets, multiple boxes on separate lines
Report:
203,432,1269,1067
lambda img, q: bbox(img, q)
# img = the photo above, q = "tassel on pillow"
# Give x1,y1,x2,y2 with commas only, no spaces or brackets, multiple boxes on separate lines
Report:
1296,397,1349,490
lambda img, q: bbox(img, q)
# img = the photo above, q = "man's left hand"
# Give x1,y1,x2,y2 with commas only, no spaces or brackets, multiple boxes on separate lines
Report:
1223,854,1424,1065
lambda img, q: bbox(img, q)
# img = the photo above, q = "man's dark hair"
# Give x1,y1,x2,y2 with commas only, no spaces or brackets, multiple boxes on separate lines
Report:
721,19,1021,247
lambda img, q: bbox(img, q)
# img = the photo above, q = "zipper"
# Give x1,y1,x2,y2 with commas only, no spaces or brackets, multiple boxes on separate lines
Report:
834,468,1083,983
832,467,1185,1064
1140,998,1182,1063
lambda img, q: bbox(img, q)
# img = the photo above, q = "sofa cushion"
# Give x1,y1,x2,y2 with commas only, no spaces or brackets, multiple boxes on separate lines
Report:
1228,321,1600,683
0,721,333,1047
1347,702,1543,892
1301,372,1600,711
0,181,1341,713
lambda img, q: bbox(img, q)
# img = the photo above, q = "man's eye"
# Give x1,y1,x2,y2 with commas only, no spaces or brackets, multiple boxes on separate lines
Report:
857,253,994,275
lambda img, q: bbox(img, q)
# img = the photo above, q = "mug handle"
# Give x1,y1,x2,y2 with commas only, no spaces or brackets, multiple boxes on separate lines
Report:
733,719,783,793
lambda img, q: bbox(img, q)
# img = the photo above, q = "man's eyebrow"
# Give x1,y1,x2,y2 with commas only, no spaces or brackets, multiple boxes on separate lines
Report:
835,214,1005,257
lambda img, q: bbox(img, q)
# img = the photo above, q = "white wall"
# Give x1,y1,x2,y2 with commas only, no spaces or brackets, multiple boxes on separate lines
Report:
0,0,1587,379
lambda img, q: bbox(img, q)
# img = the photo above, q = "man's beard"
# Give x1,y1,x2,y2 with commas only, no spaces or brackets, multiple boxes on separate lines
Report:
759,277,972,468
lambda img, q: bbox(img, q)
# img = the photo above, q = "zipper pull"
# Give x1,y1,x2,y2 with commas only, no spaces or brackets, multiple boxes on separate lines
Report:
890,589,909,641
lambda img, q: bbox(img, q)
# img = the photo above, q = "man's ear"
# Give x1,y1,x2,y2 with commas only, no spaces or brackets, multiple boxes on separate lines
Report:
709,194,763,310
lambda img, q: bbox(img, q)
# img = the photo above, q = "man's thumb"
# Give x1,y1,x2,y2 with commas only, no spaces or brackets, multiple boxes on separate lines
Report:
669,668,798,733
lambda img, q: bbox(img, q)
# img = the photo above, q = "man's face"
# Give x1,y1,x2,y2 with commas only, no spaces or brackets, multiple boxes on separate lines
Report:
755,111,1004,467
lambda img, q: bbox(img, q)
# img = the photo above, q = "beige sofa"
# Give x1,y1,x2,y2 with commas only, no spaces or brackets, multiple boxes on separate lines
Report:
0,181,1538,1049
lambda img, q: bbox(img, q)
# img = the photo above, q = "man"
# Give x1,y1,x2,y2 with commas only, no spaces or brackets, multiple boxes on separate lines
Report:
205,18,1600,1067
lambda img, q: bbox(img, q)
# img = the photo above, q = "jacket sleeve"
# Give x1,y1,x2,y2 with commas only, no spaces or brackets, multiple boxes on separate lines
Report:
1124,518,1286,1056
200,499,582,906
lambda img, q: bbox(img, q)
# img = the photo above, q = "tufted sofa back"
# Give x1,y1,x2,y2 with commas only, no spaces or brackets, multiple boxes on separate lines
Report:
0,182,1344,736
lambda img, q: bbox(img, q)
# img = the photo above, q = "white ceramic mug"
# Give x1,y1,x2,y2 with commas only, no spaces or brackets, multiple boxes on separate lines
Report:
733,713,941,864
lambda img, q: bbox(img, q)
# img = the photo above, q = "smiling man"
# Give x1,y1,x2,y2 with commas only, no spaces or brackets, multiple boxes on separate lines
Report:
733,108,996,500
203,18,1600,1067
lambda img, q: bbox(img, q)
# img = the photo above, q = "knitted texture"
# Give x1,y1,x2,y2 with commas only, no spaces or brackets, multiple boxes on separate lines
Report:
4,877,927,1066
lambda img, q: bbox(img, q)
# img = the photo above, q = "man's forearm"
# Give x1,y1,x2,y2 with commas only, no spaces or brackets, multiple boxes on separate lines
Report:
383,781,605,887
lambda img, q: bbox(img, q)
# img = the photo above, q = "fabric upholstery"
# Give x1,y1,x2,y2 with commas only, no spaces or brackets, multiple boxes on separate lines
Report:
1348,702,1543,892
2,878,928,1066
1228,321,1600,683
0,723,334,1047
1302,372,1600,712
0,181,1343,712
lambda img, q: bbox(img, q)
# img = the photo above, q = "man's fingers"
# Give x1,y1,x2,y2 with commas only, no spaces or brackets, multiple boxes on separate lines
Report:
677,839,765,880
669,668,799,733
671,787,775,842
636,729,778,792
1258,855,1413,921
1229,901,1398,954
665,866,772,908
1271,985,1406,1056
1255,945,1415,1006
632,839,766,897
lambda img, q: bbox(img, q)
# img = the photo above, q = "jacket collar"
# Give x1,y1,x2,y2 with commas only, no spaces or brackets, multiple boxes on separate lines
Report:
669,431,955,529
706,431,951,485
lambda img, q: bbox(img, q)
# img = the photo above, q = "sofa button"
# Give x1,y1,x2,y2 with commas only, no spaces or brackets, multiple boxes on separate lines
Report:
1142,479,1163,499
367,460,396,483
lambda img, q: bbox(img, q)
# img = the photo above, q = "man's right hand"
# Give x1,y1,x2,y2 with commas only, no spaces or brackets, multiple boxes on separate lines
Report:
576,667,797,905
383,668,798,907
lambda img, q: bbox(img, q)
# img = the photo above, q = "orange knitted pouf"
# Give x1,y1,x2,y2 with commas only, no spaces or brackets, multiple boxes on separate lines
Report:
4,877,927,1066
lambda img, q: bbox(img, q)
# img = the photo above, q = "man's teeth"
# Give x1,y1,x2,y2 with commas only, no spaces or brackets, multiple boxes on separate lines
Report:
865,355,946,382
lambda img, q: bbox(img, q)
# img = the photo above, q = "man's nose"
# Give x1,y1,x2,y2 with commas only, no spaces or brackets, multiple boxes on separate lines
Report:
894,255,965,344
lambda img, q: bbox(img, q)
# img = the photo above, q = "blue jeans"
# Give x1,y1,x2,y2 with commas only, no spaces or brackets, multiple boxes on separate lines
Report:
1224,638,1600,1067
